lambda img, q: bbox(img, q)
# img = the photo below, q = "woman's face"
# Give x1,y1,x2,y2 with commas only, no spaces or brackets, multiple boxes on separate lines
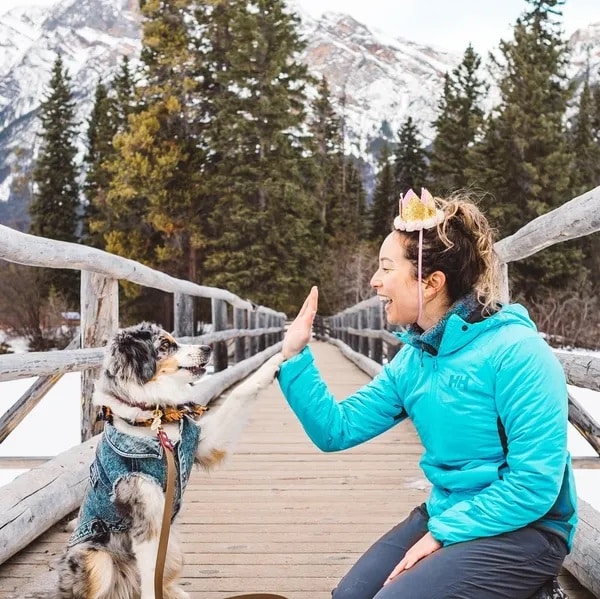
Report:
370,232,419,326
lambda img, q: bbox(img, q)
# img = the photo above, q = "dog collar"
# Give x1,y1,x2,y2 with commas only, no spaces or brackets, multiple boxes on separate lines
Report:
98,403,208,428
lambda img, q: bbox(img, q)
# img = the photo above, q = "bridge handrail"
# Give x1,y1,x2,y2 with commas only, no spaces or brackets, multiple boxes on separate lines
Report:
0,224,284,318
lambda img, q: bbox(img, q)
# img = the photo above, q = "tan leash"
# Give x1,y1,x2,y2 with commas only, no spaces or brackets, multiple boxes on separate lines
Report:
154,426,176,599
150,417,288,599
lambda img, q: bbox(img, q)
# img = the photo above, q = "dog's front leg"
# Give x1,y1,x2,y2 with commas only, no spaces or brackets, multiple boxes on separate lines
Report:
114,474,165,599
195,353,284,469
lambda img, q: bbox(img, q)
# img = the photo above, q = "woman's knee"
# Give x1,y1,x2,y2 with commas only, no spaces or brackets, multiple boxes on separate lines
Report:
332,577,376,599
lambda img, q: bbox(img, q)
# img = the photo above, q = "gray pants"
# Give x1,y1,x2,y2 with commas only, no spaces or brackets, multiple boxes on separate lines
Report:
332,505,568,599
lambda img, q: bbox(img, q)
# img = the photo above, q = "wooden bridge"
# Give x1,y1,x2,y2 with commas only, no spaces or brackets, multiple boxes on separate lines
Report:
0,185,599,598
0,342,595,598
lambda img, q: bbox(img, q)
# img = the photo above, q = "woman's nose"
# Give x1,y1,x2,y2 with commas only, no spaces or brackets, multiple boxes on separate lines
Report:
370,272,380,289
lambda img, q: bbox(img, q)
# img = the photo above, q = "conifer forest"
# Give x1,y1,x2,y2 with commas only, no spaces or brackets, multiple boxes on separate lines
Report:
1,0,599,350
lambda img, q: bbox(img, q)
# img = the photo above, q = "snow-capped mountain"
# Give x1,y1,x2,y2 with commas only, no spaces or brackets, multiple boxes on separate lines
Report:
0,0,599,224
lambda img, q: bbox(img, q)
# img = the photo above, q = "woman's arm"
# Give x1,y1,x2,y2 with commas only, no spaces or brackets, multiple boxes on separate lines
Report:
278,346,406,451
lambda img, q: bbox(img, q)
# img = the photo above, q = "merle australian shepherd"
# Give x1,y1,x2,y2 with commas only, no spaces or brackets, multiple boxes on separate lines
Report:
56,322,283,599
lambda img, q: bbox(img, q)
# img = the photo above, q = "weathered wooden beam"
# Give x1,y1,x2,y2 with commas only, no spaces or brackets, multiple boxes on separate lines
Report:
0,457,49,469
0,336,80,443
564,499,600,598
326,337,382,379
554,351,600,392
177,327,283,346
233,308,248,364
190,343,282,407
211,298,229,373
80,272,119,441
0,328,285,382
174,292,194,337
0,348,104,383
495,186,600,263
0,224,285,319
345,326,402,346
571,457,600,469
0,436,99,565
568,391,600,456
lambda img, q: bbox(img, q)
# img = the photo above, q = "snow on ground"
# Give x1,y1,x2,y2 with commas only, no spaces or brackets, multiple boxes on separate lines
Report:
0,372,599,511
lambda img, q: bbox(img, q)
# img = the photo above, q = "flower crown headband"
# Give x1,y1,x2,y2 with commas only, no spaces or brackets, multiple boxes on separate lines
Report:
393,187,445,232
393,188,445,325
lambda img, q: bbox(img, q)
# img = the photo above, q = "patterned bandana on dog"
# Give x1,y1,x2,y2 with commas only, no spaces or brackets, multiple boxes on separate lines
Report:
393,188,445,323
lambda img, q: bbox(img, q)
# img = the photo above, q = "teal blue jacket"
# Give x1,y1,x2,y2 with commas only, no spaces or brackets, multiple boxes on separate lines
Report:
277,303,577,549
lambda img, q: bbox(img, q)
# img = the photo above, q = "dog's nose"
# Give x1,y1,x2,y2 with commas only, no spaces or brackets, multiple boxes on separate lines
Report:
201,345,212,356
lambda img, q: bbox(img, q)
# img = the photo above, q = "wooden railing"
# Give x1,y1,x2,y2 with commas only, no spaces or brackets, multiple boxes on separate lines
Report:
0,225,286,563
315,185,600,597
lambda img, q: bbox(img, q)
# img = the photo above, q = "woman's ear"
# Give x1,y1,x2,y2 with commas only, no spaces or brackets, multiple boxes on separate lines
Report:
424,270,446,296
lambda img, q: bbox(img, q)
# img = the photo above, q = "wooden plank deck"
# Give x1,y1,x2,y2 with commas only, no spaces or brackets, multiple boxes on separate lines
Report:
0,341,594,598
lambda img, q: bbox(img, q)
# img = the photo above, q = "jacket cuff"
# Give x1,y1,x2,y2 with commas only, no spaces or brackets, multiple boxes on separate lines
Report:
277,346,314,390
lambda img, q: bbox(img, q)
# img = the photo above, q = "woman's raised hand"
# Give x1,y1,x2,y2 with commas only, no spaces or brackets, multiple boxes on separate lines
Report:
282,286,319,360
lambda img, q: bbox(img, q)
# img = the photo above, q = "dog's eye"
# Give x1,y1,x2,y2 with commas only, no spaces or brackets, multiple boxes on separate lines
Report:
159,340,173,352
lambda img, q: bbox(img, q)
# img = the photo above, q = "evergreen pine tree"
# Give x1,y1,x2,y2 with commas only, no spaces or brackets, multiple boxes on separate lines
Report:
369,142,396,241
570,76,600,192
84,57,138,250
200,0,318,313
112,55,136,131
101,0,206,288
570,75,600,291
29,54,80,306
309,76,345,245
343,158,368,241
476,0,584,297
430,45,487,193
393,117,428,195
82,82,117,247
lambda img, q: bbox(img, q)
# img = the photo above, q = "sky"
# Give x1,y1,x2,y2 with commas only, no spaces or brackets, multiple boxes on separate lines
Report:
0,0,599,55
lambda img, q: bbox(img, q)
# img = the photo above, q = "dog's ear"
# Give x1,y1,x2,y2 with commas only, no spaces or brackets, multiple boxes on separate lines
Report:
109,328,157,384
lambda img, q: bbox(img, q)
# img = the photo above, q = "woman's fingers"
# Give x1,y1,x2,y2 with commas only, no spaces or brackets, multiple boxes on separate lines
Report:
298,286,318,319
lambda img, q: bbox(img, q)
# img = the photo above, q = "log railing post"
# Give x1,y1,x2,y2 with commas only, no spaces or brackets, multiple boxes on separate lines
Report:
248,310,257,356
258,312,267,352
358,309,369,357
351,314,358,351
370,305,383,364
234,307,247,364
174,292,194,337
80,271,119,441
211,298,228,373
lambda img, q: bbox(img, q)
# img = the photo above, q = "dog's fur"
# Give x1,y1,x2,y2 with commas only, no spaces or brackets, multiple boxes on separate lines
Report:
56,322,283,599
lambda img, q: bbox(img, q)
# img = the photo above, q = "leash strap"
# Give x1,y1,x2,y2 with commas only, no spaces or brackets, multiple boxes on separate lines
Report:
154,429,176,599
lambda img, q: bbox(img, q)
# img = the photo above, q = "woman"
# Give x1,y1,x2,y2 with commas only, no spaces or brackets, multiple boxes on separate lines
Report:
277,189,576,599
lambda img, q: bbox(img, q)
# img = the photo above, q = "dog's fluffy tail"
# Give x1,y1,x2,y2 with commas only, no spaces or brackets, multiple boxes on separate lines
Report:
195,352,284,469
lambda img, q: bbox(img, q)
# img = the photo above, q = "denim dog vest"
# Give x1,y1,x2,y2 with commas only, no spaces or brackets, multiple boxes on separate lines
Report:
69,417,200,547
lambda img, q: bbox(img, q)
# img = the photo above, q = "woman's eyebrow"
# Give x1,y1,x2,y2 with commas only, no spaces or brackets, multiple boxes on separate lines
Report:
379,257,394,264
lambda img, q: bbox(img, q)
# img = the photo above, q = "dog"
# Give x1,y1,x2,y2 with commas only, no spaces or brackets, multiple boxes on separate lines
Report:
56,322,283,599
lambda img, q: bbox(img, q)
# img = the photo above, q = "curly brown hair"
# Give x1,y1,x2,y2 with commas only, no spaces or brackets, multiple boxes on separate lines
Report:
396,191,503,314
